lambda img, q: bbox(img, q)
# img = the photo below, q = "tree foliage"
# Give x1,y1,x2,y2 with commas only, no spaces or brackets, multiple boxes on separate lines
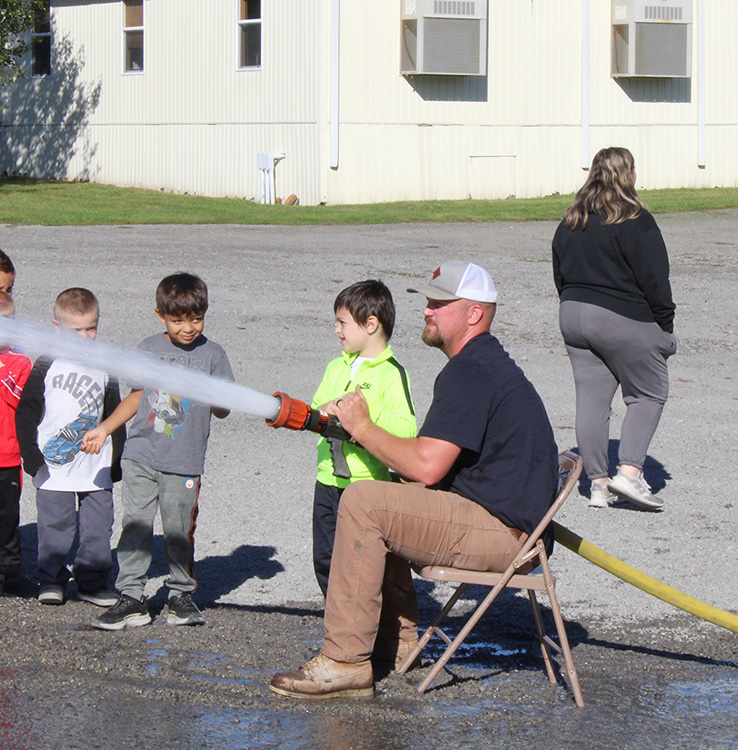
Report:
0,0,44,87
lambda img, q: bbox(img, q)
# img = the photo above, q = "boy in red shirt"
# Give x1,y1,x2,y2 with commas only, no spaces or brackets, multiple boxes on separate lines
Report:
0,288,33,596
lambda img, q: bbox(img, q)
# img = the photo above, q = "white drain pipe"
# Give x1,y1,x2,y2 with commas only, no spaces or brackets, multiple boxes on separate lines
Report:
330,0,340,170
581,0,591,170
697,0,706,167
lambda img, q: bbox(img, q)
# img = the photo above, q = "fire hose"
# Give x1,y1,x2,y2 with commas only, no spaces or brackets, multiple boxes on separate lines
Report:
265,391,352,441
265,394,738,635
553,522,738,634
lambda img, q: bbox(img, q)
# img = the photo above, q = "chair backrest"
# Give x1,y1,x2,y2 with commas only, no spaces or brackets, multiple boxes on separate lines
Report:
511,450,583,566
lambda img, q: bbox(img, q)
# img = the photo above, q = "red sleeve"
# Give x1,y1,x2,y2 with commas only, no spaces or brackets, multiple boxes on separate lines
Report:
0,352,32,409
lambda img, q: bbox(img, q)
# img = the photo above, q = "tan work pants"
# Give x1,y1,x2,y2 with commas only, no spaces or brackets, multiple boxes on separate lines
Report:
321,480,527,663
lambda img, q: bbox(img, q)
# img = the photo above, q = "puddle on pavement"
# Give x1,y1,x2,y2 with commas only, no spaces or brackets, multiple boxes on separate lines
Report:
665,676,738,712
188,666,738,750
4,640,736,749
196,709,311,750
128,643,738,749
425,639,525,659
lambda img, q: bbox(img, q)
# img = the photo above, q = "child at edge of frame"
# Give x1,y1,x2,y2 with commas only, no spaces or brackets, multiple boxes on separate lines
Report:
15,288,125,607
0,264,36,598
80,272,234,631
311,279,416,598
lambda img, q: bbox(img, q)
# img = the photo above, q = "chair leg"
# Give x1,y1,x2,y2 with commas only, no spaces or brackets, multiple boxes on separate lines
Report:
397,582,469,675
539,553,584,707
528,590,557,685
415,576,513,693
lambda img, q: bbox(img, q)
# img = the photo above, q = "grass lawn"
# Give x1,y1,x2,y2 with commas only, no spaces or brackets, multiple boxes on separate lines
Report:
2,176,738,226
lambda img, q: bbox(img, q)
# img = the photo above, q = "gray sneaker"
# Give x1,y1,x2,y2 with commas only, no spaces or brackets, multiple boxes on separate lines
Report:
38,584,65,605
608,471,664,510
588,484,617,508
167,593,206,626
92,594,151,630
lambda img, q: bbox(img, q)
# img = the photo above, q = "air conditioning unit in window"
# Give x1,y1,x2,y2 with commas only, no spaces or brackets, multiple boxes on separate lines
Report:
401,0,488,76
611,0,693,78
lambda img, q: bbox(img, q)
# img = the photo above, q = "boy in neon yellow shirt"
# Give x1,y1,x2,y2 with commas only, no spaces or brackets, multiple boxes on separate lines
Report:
311,280,416,596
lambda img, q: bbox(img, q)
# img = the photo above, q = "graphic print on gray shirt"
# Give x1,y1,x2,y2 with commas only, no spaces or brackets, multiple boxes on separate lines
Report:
122,334,235,476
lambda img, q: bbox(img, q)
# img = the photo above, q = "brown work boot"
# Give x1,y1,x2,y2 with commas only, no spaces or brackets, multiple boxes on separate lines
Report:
269,654,373,699
373,639,420,672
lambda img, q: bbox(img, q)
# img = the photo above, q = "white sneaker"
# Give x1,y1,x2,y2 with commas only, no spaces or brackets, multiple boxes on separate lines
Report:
588,484,617,508
608,471,664,510
38,584,65,605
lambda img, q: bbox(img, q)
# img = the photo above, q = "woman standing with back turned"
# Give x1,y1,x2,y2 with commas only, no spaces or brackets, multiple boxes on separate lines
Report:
552,147,676,510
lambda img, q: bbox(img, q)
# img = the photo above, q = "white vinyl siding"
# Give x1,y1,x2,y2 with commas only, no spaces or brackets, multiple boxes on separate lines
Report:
1,0,737,205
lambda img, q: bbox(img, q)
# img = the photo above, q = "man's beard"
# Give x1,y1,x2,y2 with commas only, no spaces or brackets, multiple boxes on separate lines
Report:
421,322,443,349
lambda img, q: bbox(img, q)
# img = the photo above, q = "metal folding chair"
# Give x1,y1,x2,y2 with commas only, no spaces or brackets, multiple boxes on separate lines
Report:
397,450,584,706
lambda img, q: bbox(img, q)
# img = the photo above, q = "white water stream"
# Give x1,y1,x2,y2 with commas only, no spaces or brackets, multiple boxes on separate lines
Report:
0,317,281,420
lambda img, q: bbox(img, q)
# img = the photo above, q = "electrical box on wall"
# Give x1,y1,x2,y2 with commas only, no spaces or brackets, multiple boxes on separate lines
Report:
611,0,693,78
401,0,488,76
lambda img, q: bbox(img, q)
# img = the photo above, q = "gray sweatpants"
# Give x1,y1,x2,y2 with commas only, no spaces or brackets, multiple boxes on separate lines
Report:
559,300,676,481
115,458,201,600
35,488,113,590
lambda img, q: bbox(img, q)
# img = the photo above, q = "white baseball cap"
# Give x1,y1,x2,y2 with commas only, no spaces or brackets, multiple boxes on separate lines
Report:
407,260,498,303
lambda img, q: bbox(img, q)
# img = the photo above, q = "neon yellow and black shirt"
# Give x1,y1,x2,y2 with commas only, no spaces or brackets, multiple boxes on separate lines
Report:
312,345,416,488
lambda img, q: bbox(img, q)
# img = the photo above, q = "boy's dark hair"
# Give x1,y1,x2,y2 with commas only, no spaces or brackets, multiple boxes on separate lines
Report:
0,249,15,275
334,279,395,340
156,273,209,317
54,288,99,319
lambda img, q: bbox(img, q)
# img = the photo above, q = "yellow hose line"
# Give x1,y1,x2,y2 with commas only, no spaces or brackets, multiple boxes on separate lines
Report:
552,522,738,634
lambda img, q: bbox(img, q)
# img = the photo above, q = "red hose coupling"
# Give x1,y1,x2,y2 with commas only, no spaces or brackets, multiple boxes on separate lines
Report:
265,392,311,431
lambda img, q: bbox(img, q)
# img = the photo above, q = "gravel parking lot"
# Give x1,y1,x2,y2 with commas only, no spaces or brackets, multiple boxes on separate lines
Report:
1,214,736,749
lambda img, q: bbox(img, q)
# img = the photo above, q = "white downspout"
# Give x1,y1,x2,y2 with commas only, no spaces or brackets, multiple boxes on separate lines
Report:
330,0,340,169
581,0,591,169
697,0,706,167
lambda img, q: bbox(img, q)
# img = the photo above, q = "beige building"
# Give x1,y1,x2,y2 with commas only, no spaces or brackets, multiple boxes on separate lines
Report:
1,0,735,205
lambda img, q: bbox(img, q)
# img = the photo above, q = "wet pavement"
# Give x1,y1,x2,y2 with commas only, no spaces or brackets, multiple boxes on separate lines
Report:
1,593,735,750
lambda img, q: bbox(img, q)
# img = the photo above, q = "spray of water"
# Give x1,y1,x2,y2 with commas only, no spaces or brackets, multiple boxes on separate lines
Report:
0,317,281,420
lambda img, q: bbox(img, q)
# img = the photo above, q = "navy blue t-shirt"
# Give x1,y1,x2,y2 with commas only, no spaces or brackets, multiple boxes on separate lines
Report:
418,334,557,536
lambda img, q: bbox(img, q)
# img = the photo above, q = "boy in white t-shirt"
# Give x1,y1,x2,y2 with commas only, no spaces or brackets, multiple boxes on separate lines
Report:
16,288,124,606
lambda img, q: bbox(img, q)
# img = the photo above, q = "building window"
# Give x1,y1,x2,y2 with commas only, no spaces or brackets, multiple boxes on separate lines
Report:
123,0,144,72
238,0,261,69
31,1,51,77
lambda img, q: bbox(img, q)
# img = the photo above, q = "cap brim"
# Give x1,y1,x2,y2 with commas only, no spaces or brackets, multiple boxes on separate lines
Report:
406,285,460,301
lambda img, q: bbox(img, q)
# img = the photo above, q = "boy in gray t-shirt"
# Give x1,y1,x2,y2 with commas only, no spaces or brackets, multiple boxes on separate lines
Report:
82,273,234,630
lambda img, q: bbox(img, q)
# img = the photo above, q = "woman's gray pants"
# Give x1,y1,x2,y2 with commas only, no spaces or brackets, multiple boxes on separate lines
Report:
559,300,676,481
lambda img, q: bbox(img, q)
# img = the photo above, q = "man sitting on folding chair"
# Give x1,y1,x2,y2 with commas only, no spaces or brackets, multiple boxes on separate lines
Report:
270,260,559,700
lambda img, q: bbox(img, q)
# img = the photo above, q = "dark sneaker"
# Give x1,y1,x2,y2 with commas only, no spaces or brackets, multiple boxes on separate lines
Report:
270,654,374,699
91,594,151,630
38,584,65,605
167,593,206,626
77,587,119,607
2,575,39,599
